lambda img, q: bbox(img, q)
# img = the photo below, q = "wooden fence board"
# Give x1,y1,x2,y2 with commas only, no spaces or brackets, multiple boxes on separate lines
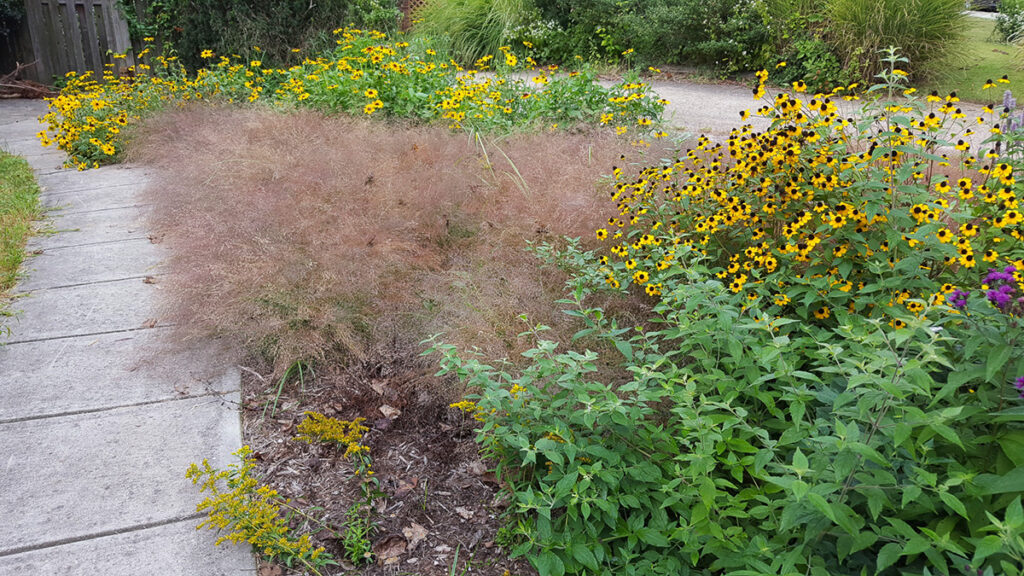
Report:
18,0,134,83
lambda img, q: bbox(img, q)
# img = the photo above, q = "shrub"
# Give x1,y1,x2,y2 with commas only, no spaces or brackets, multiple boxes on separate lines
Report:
997,0,1024,44
509,0,773,72
765,0,853,93
0,0,23,39
411,0,535,65
826,0,966,82
117,0,401,70
434,56,1024,575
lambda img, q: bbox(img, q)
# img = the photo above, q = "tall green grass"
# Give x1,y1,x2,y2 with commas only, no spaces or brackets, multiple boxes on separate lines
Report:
0,150,41,302
826,0,966,82
411,0,534,65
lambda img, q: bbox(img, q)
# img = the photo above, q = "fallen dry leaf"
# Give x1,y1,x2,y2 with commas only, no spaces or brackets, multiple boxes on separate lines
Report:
141,318,158,329
143,276,158,284
258,565,282,576
403,522,429,551
467,460,487,476
455,506,474,520
374,535,407,565
379,404,401,419
395,477,418,496
370,379,386,395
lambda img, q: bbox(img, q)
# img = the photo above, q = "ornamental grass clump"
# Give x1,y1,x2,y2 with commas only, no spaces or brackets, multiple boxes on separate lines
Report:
433,51,1024,576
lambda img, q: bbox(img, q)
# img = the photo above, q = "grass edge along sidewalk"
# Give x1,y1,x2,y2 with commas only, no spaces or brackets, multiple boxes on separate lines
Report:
0,150,41,317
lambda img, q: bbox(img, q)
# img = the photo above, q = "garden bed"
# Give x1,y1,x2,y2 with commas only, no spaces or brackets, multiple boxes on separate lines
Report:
238,347,530,576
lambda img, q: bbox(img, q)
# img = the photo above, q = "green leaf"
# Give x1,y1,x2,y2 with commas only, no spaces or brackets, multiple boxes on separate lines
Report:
534,551,565,576
877,542,903,572
614,339,633,362
986,344,1012,382
636,527,670,547
793,448,809,471
939,491,968,519
571,542,599,571
807,493,836,523
852,531,878,554
902,485,922,508
998,431,1024,466
973,535,1004,564
973,468,1024,495
792,479,809,501
1007,496,1023,527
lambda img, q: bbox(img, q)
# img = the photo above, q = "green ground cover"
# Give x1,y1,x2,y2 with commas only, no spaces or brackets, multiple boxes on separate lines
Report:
0,150,40,305
924,16,1024,103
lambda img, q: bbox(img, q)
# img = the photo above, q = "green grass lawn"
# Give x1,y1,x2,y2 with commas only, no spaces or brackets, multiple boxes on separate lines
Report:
0,150,41,304
922,16,1024,104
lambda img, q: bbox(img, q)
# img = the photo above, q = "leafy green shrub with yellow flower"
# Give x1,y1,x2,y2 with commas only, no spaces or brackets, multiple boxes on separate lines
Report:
432,51,1024,576
39,29,665,170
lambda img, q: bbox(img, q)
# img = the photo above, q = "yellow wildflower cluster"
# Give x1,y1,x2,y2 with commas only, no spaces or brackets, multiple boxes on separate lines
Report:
186,446,331,571
39,52,201,170
597,68,1023,328
41,28,665,169
295,412,370,459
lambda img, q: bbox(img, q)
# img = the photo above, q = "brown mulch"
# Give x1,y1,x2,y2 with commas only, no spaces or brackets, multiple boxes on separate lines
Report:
240,347,534,576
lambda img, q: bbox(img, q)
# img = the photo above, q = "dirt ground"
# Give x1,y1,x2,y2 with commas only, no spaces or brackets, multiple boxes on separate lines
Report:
239,347,533,576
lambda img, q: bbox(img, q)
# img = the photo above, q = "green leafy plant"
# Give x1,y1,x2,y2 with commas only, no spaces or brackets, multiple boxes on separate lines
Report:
117,0,401,70
431,51,1024,575
997,0,1024,44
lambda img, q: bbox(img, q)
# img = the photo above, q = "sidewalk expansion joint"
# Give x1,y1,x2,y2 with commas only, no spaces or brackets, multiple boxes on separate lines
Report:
40,236,152,252
41,181,148,197
12,274,164,295
53,203,154,217
0,513,207,559
0,388,242,426
1,324,175,346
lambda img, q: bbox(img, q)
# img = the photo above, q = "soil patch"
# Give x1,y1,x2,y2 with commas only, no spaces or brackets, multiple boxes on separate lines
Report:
241,348,528,576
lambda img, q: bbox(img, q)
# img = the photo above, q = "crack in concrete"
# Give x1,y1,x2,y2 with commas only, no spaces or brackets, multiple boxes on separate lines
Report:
1,324,175,346
0,514,208,559
0,389,242,426
11,274,165,295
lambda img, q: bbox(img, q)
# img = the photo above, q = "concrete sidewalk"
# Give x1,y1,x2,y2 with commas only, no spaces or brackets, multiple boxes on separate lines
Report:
0,100,253,575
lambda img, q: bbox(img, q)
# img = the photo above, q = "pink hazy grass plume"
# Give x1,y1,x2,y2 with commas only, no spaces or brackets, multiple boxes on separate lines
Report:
134,106,652,378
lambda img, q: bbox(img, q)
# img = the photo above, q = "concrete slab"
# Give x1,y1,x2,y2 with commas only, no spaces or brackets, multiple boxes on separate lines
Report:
36,166,154,193
43,191,149,215
0,394,243,555
0,517,253,576
16,238,164,291
30,204,151,250
1,278,162,343
0,328,238,422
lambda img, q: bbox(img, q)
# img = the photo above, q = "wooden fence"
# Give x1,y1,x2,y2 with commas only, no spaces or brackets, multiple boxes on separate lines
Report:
19,0,134,83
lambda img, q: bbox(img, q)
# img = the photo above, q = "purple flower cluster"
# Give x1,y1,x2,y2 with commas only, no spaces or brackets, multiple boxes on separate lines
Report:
1015,376,1024,399
985,265,1022,311
949,289,970,310
1005,90,1024,135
